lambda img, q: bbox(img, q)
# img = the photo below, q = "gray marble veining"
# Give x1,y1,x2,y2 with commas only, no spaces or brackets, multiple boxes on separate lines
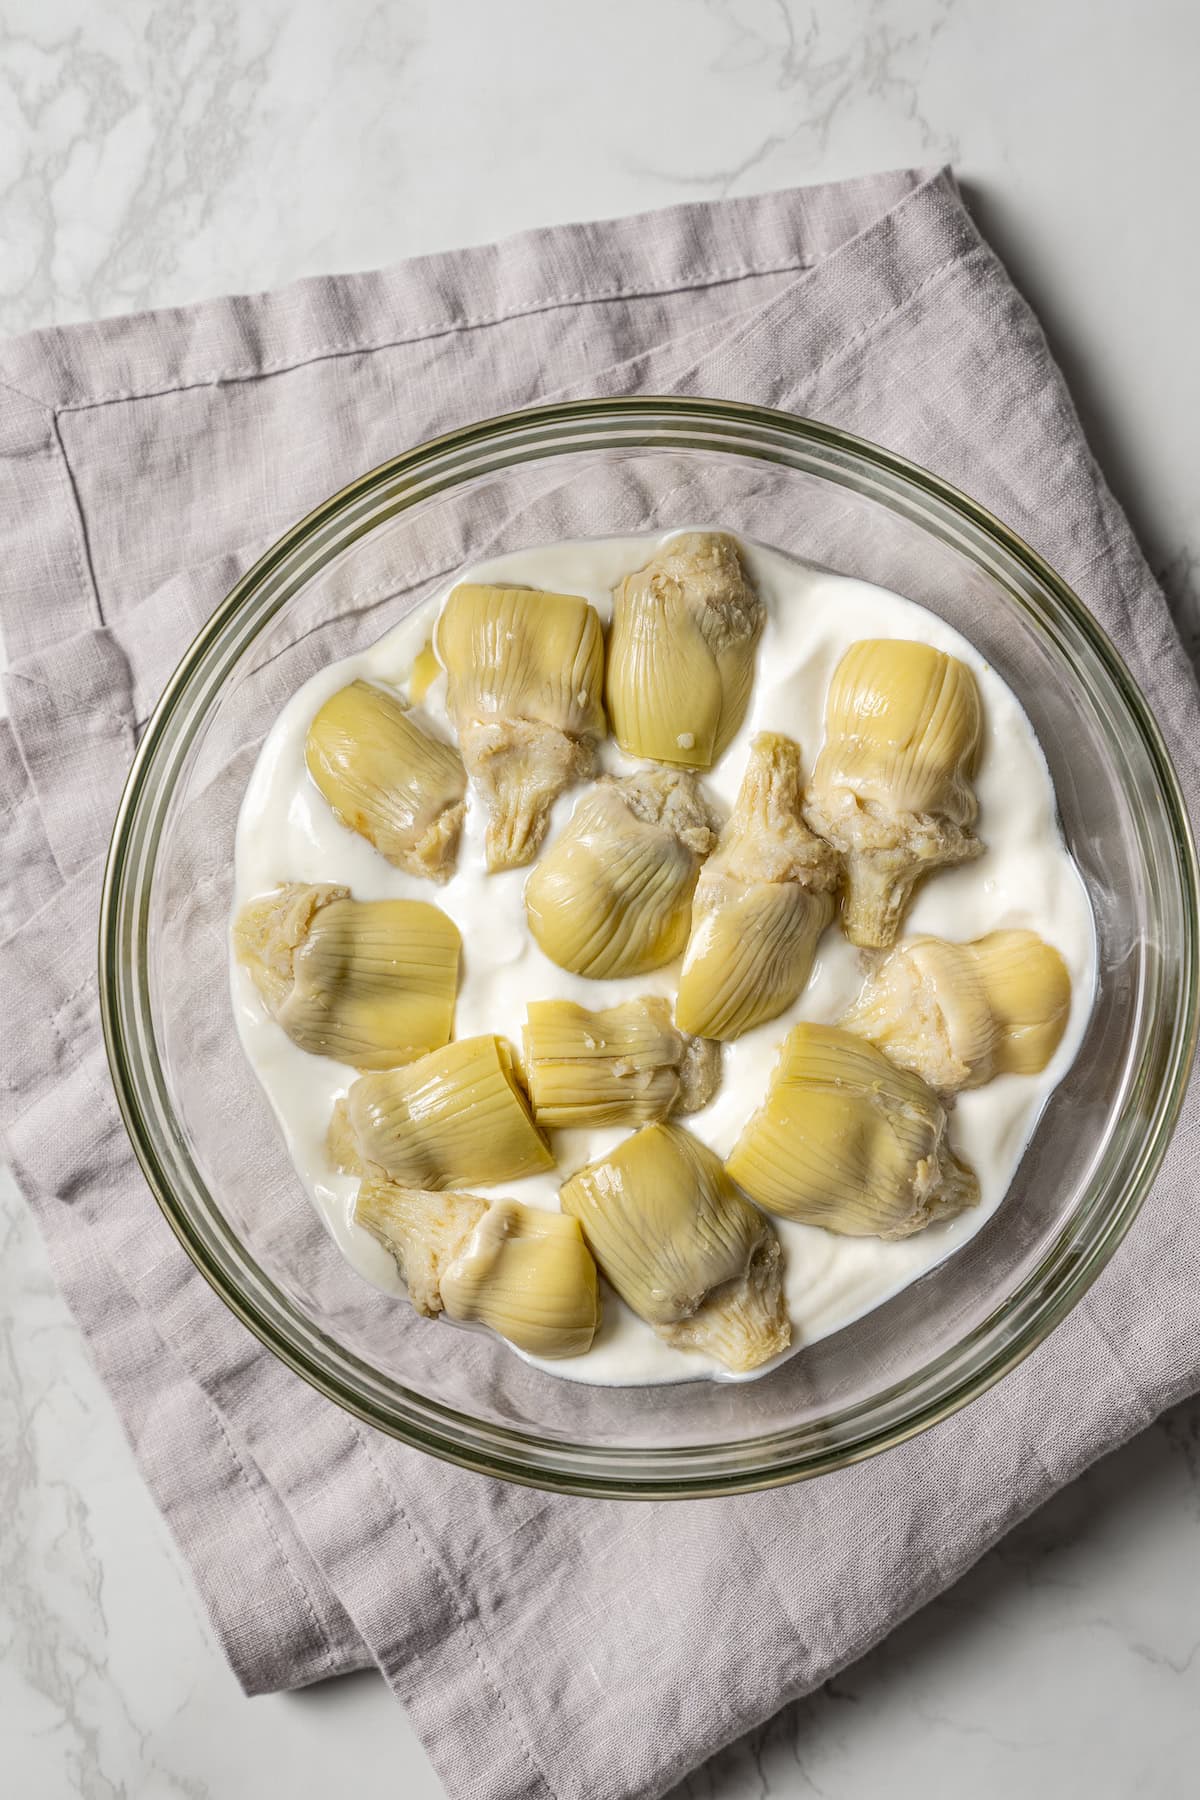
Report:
3,2,1199,1794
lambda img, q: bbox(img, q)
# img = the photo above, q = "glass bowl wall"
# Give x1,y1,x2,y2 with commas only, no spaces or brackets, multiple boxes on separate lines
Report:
100,400,1199,1497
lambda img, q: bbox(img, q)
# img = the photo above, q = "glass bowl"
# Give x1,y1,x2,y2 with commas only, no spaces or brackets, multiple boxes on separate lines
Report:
99,398,1200,1498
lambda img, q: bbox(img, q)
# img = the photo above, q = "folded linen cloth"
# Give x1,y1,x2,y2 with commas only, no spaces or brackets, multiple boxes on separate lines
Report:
2,166,1199,1800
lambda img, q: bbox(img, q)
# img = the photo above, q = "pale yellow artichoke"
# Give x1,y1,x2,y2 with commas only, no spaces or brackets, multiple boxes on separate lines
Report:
356,1179,600,1358
305,679,466,881
803,640,983,947
606,532,764,769
842,929,1072,1092
343,1035,553,1189
522,996,719,1128
233,882,460,1069
676,732,838,1040
726,1021,979,1239
436,583,606,869
560,1121,790,1372
524,768,715,979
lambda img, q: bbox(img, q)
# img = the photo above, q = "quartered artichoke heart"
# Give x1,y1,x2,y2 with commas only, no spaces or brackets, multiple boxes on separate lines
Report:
233,882,460,1069
435,582,606,871
726,1021,979,1239
559,1122,790,1372
842,928,1072,1093
522,996,720,1129
803,640,984,948
606,531,764,769
342,1034,554,1189
676,732,839,1041
305,679,467,881
524,768,715,979
355,1179,600,1359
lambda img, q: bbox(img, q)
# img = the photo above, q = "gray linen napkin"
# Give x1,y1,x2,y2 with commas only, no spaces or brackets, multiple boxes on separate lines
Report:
3,166,1199,1800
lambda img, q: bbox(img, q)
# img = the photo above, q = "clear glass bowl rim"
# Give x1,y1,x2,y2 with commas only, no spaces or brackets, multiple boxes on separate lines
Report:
99,396,1200,1499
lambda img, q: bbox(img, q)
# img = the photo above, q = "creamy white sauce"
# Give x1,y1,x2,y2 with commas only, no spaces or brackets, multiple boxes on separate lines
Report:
230,533,1097,1386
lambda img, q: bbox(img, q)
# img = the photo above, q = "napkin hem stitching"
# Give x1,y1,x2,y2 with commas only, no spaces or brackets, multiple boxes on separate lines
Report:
7,666,132,734
205,1401,342,1681
795,243,984,402
49,256,818,415
349,1421,557,1800
49,413,104,630
0,372,52,412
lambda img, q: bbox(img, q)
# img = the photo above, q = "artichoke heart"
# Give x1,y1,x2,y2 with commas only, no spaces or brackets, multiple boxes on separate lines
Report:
560,1122,790,1373
345,1034,553,1189
522,996,720,1128
524,768,715,979
357,1179,600,1359
803,640,984,948
842,929,1071,1092
726,1021,979,1239
606,531,764,769
305,679,466,881
436,582,606,870
233,882,460,1069
440,1201,601,1359
676,732,839,1040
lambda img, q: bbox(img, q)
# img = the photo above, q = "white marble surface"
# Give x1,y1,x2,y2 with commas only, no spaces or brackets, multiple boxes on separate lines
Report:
3,2,1200,1795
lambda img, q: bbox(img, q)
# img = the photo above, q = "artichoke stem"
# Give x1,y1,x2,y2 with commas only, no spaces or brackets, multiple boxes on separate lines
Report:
483,771,558,871
662,1241,791,1372
840,851,914,950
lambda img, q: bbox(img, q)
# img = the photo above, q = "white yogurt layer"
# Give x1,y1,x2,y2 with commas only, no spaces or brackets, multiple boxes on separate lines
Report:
230,533,1097,1386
